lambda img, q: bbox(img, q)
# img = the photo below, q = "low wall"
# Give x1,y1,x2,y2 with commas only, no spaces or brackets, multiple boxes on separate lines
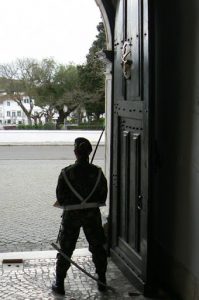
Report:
0,130,105,145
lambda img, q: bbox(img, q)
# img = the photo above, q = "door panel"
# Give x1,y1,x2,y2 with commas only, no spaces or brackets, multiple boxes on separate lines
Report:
110,0,149,291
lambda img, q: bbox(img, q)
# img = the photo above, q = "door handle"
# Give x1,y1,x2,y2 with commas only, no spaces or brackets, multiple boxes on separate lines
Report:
121,41,132,79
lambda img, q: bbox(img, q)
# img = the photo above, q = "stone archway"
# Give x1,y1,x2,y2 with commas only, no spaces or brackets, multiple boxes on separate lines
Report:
94,0,113,201
95,0,112,50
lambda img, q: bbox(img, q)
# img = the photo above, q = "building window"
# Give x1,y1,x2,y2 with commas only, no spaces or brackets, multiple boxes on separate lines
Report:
12,111,16,117
7,101,10,106
7,111,11,117
17,111,21,117
7,119,11,124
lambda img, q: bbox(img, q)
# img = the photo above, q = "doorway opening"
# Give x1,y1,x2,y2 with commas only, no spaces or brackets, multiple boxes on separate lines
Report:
0,0,112,254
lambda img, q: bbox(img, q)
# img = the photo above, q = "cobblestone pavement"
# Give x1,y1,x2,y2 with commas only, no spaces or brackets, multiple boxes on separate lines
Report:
0,251,172,300
0,145,107,252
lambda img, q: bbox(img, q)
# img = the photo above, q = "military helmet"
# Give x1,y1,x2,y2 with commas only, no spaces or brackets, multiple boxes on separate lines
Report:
74,137,92,156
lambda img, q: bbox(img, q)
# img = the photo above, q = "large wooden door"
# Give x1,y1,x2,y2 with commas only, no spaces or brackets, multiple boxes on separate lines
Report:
110,0,150,291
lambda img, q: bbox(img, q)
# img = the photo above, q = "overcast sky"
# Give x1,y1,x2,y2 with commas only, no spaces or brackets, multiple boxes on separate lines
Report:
0,0,102,65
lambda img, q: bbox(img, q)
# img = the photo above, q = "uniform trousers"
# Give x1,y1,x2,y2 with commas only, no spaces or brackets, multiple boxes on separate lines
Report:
56,207,107,279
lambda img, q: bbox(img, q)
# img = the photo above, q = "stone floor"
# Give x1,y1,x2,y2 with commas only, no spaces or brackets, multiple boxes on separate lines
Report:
0,249,173,300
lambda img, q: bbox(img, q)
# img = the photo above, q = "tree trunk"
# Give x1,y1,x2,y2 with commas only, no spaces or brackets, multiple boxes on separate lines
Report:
56,110,65,129
77,107,82,125
48,115,53,122
95,112,101,121
28,116,32,125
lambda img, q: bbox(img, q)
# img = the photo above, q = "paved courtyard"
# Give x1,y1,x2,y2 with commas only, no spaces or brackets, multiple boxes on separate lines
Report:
0,249,172,300
0,145,107,253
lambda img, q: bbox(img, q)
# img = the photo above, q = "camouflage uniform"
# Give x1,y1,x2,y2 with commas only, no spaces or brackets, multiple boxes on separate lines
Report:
55,158,108,281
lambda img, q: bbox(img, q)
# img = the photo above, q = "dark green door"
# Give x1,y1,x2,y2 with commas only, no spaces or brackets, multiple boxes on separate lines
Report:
110,0,150,291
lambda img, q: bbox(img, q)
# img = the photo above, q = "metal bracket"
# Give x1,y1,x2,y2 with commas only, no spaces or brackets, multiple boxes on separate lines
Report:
121,41,132,79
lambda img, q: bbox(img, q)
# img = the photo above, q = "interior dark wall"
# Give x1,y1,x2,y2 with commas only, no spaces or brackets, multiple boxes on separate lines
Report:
153,0,199,287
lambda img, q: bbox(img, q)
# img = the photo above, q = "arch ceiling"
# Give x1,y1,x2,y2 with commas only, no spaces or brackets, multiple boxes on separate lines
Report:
95,0,115,50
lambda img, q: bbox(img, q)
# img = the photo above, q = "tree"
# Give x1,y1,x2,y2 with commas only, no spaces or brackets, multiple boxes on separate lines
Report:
30,58,59,123
0,22,107,128
0,58,41,125
31,110,44,125
84,97,105,121
34,63,82,128
0,58,82,127
77,21,106,121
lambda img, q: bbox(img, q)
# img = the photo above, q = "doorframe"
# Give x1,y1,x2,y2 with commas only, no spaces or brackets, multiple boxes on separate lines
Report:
94,0,114,208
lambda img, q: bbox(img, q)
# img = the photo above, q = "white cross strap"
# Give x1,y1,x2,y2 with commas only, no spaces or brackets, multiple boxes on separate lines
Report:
61,168,102,204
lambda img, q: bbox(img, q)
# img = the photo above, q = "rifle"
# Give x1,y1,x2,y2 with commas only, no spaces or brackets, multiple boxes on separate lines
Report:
90,127,105,163
51,242,115,292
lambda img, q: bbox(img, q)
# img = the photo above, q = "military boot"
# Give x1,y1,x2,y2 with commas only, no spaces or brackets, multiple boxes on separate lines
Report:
52,277,65,295
97,273,107,292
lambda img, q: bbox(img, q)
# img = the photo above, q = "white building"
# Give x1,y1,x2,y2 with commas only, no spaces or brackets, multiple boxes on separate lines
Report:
0,94,46,127
0,92,93,129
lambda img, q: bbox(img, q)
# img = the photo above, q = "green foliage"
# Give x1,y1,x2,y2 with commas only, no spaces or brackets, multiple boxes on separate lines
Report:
84,97,105,120
34,63,79,108
67,125,104,130
43,122,56,130
66,118,105,130
77,23,106,93
77,21,106,117
17,122,56,130
67,123,104,130
33,62,83,129
17,124,41,130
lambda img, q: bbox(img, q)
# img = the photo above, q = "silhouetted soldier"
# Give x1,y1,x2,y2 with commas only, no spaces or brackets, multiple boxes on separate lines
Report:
52,137,108,296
